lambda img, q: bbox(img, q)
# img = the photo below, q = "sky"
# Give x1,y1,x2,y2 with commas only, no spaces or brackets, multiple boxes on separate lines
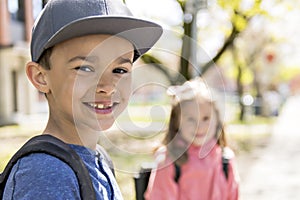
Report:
126,0,183,27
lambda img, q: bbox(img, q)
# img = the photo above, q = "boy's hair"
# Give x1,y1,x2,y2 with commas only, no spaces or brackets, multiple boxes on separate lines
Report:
30,0,162,63
164,77,227,166
38,47,53,70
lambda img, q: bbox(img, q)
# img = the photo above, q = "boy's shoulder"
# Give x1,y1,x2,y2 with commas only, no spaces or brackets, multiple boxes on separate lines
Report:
0,134,95,200
1,145,82,199
3,155,81,199
13,152,77,176
3,152,80,197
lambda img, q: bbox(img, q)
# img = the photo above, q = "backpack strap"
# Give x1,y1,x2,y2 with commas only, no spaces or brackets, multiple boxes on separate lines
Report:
134,167,152,200
174,163,181,183
222,147,234,180
222,156,230,180
0,134,96,200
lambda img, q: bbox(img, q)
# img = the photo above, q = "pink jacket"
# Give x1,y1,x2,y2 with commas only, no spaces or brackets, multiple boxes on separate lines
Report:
145,140,239,200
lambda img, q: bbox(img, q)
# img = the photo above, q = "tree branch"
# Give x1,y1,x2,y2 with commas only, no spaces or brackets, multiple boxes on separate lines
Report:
140,54,177,84
200,25,239,75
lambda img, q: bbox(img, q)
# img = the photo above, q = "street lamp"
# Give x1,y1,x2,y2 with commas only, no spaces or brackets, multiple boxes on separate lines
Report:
185,0,208,77
185,0,207,14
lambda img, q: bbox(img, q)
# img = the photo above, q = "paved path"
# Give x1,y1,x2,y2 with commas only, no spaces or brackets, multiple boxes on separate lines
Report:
239,95,300,200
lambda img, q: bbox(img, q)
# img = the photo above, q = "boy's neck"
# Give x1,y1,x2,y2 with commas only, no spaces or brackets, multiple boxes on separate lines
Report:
43,121,100,150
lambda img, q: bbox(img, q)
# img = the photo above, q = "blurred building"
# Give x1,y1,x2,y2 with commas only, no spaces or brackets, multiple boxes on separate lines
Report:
0,0,47,125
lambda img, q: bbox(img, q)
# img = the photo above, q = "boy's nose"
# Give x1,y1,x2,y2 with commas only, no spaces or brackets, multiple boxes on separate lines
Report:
96,83,116,95
95,76,116,95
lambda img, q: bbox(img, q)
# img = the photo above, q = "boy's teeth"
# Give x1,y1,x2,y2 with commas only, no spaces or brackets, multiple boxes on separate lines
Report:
97,104,104,109
88,103,112,109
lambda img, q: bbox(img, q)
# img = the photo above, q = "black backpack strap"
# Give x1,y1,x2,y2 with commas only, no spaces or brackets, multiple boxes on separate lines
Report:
0,134,96,200
222,156,230,180
174,163,181,183
222,147,234,180
134,167,152,200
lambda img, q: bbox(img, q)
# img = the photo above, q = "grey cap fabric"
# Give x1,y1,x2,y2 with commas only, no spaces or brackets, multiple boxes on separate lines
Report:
31,0,163,62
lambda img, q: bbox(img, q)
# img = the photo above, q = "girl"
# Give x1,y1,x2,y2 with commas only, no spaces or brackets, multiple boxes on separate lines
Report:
145,78,239,200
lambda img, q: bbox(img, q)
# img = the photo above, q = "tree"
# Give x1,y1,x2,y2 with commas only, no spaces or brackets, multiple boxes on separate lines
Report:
217,0,266,120
142,0,265,75
141,0,203,84
141,0,267,120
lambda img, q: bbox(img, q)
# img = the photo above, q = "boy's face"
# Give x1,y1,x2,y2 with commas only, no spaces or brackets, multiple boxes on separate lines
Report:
45,34,134,131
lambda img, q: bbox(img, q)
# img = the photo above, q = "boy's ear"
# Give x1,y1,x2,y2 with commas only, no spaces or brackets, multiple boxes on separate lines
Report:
26,61,50,93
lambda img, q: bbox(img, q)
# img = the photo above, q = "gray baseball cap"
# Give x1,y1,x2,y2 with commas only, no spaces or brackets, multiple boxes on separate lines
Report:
31,0,163,62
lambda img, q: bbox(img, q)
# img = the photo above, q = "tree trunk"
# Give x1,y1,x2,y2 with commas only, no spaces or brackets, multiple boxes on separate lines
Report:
233,47,245,121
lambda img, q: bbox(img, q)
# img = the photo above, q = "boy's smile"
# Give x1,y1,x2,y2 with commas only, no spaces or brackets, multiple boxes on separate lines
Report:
41,34,134,143
84,102,114,113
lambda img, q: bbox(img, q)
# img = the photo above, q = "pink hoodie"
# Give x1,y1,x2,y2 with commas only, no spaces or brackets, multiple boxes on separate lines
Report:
145,140,239,200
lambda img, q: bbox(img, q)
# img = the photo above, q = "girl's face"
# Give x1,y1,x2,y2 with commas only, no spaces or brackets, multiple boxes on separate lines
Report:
179,97,218,147
45,34,134,132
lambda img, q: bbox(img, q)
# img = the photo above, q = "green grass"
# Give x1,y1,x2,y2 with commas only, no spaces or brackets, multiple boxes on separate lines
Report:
0,154,13,172
229,115,277,125
226,115,275,153
0,124,40,172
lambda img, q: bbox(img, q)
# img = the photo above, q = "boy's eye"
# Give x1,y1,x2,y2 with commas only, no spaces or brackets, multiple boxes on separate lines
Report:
113,68,128,74
203,116,210,121
74,66,94,72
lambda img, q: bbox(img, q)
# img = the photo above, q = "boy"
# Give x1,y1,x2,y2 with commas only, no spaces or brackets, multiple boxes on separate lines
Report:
2,0,162,199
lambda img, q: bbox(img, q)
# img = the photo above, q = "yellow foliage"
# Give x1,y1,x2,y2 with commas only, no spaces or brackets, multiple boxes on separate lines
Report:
279,66,300,82
233,14,247,32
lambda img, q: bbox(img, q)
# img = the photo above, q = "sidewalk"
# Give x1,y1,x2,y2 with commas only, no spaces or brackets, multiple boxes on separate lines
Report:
239,95,300,200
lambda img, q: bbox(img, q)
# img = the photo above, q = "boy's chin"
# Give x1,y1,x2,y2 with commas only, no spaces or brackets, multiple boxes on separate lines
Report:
76,118,116,132
95,120,115,131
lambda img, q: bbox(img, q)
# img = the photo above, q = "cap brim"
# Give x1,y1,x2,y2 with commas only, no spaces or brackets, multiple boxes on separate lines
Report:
44,16,163,61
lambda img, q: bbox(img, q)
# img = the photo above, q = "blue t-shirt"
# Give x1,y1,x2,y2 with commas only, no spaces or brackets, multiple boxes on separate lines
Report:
3,144,123,200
